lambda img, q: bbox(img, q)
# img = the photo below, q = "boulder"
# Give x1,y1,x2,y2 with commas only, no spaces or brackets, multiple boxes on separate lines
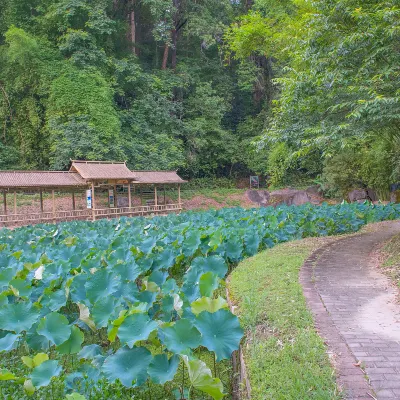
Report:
269,189,312,206
246,190,270,207
306,185,322,196
348,189,377,203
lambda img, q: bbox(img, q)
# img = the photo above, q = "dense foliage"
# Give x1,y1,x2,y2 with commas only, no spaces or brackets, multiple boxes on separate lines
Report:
0,0,269,178
1,203,400,398
226,0,400,195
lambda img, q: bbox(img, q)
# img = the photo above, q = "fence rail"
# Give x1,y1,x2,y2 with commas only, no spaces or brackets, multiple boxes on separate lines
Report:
0,204,182,227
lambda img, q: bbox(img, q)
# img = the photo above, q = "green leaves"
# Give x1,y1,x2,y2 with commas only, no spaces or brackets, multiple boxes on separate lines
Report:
183,356,225,400
160,319,201,354
36,312,71,346
191,297,228,316
0,332,19,351
30,360,62,388
195,310,243,361
85,269,120,304
117,314,158,348
0,302,39,334
57,326,84,354
102,347,152,388
148,354,180,384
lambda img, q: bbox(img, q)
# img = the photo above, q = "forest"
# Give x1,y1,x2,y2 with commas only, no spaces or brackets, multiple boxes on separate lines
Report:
0,0,399,197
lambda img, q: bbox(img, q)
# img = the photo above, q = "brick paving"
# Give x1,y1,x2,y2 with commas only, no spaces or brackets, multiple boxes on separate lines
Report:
300,223,400,399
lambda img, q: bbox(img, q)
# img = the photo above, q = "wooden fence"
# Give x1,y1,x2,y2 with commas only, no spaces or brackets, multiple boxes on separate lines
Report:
0,204,182,227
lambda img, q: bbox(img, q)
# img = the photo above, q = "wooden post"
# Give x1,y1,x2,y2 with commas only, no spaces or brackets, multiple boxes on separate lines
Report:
139,185,143,206
3,191,7,215
91,182,96,221
13,191,17,215
52,190,56,223
114,184,118,209
128,182,132,213
178,184,181,208
71,191,75,211
154,186,158,207
39,189,44,213
164,185,166,205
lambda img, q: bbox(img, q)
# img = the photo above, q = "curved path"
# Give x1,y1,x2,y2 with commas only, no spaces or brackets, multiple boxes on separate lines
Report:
301,222,400,400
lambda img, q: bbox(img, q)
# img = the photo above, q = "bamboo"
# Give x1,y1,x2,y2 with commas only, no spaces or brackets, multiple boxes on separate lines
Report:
13,191,17,215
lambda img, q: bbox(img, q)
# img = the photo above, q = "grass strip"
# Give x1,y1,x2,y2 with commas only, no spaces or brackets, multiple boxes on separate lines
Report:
228,237,341,400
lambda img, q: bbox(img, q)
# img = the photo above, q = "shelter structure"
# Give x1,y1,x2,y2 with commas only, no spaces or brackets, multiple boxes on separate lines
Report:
0,160,186,227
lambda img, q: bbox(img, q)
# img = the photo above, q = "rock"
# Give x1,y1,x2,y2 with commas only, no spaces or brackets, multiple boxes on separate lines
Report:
306,185,322,195
390,191,400,203
246,190,270,206
269,189,312,206
348,189,377,203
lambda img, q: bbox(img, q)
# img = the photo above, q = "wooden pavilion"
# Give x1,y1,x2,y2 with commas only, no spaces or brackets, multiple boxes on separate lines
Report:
0,160,186,227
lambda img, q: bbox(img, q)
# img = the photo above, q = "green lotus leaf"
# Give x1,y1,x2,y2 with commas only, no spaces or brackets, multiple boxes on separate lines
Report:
78,344,102,360
0,368,18,381
9,278,32,297
85,269,120,304
148,354,179,384
182,231,201,257
91,297,116,328
194,310,243,361
24,379,35,395
22,353,48,369
160,318,201,354
191,256,227,278
41,290,66,312
57,326,84,354
36,312,72,346
0,267,15,289
182,356,225,400
0,332,19,351
199,272,219,297
30,360,62,388
118,313,158,348
66,394,86,400
0,302,39,333
191,297,228,316
102,346,152,388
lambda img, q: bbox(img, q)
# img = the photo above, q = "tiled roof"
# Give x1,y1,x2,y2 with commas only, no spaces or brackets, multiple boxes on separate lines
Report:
0,171,86,188
132,171,187,184
70,161,136,180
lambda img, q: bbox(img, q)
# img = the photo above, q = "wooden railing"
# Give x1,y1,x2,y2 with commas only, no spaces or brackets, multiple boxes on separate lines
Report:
0,204,182,227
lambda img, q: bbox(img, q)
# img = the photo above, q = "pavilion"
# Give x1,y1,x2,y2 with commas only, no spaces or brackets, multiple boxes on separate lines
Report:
0,160,186,226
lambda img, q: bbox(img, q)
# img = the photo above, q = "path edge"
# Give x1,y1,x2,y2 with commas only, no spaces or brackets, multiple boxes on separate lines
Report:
299,237,374,400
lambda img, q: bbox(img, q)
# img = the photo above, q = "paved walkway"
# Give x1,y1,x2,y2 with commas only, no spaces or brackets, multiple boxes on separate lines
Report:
301,223,400,400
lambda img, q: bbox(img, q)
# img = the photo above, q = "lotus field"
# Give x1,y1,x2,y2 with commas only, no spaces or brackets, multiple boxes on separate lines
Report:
0,202,400,399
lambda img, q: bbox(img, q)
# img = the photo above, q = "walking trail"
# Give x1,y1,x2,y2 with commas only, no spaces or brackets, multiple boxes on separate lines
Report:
301,222,400,400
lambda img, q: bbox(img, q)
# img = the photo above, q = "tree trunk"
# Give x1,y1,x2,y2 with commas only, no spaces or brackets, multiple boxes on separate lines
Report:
161,42,169,69
171,29,178,70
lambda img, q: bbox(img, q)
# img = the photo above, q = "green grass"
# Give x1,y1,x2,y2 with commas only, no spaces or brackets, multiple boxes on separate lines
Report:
381,233,400,285
228,238,341,400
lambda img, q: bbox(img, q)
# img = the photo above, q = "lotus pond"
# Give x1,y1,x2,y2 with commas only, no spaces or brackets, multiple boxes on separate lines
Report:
0,203,400,399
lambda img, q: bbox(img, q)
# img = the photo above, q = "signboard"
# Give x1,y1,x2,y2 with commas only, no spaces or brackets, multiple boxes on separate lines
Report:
250,176,260,189
86,189,92,209
109,189,115,208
